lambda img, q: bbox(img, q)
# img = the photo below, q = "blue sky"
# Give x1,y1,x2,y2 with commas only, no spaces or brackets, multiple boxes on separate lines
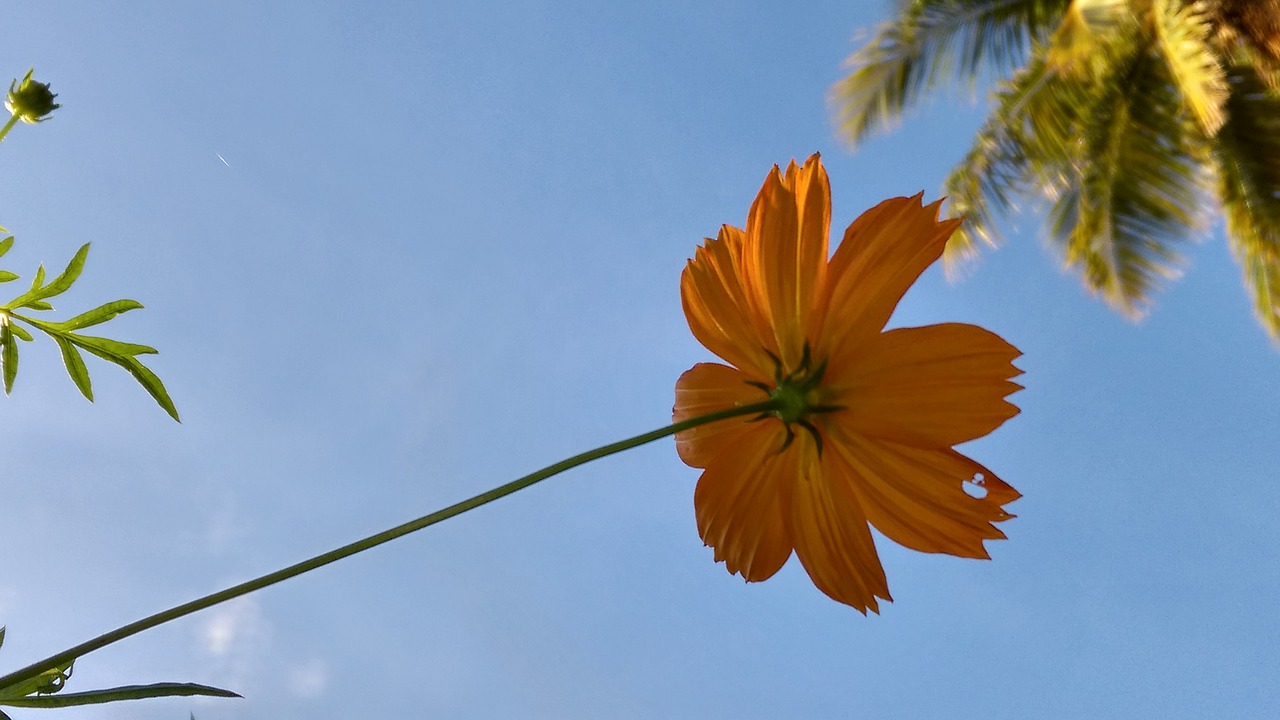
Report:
3,2,1278,718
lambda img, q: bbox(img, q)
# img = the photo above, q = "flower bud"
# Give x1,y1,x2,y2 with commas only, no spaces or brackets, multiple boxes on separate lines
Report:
6,69,60,124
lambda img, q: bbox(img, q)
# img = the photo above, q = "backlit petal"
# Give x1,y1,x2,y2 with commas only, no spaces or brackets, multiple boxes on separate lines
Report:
827,323,1023,447
742,155,830,369
791,444,892,614
827,426,1019,558
816,195,961,358
694,421,795,582
681,225,776,377
673,362,771,469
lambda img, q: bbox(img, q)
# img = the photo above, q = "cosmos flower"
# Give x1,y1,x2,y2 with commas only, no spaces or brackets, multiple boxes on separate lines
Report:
673,154,1022,613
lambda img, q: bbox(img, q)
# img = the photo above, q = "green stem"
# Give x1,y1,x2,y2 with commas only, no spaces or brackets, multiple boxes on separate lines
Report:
0,399,778,691
0,114,19,144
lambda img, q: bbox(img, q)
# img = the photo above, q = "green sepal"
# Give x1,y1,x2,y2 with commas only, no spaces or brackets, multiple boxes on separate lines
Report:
0,682,240,708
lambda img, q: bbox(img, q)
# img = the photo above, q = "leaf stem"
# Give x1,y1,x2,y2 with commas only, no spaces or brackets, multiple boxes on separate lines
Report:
0,399,778,690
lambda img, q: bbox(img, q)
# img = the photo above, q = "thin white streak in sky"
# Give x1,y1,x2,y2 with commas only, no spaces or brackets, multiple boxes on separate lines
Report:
216,153,230,167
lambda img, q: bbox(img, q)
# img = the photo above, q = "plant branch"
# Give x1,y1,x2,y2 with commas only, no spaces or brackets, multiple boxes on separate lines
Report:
0,399,778,692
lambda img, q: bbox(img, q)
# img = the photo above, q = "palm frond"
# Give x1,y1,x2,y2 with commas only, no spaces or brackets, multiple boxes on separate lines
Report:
1150,0,1227,136
1237,250,1280,339
832,0,1072,149
1221,0,1280,64
1248,55,1280,93
1048,46,1209,317
1214,63,1280,338
943,51,1090,270
1046,0,1132,75
1207,1,1280,90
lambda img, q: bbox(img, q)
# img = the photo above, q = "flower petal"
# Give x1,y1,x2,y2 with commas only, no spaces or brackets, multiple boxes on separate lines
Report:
673,362,770,469
816,195,961,357
791,444,892,614
742,155,830,370
828,323,1023,447
681,225,777,377
694,421,796,583
827,427,1020,558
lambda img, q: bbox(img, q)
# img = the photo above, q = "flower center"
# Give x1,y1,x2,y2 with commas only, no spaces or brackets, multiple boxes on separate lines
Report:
746,342,843,454
770,380,815,425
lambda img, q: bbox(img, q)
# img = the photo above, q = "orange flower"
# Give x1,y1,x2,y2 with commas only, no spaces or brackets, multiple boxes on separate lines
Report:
674,154,1022,613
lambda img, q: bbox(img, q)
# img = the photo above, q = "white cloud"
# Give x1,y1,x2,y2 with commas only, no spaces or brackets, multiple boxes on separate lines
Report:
203,497,248,556
287,656,328,699
197,597,271,692
202,599,263,655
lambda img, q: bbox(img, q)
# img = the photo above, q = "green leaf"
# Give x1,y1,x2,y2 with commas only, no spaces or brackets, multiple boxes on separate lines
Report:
68,334,158,358
8,324,31,342
27,264,44,293
0,236,12,258
0,626,6,649
39,243,89,300
4,244,90,309
56,299,145,331
0,271,17,283
75,339,178,421
54,336,93,401
0,682,240,708
1,324,15,395
8,315,179,420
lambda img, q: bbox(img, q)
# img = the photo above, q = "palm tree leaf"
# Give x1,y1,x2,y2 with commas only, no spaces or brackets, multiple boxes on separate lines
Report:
1048,46,1209,317
1150,0,1227,136
943,51,1091,270
1045,0,1132,74
832,0,1072,148
1207,1,1280,91
1237,251,1280,339
1220,0,1280,64
1213,63,1280,338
